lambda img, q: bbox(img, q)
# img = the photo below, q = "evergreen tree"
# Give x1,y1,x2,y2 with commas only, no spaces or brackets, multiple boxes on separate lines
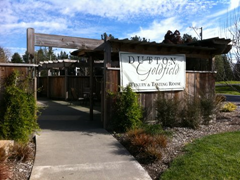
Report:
57,51,68,59
11,52,23,63
214,55,233,81
35,47,57,63
130,35,150,42
182,34,198,43
22,51,29,63
222,54,234,80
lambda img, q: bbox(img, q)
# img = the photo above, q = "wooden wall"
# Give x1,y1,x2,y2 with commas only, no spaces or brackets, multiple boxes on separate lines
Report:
38,76,102,100
105,70,215,122
0,65,36,102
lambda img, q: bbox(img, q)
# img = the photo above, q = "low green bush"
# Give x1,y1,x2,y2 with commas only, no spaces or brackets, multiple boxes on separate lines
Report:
155,93,180,127
155,92,218,129
110,85,143,132
0,71,40,143
180,97,201,129
200,94,216,125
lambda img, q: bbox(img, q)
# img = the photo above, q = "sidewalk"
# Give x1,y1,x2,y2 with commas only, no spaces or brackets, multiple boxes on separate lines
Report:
30,99,151,180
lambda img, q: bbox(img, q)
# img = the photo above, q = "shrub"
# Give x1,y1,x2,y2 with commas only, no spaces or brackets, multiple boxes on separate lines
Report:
215,94,226,103
221,102,237,112
9,143,33,162
200,94,216,125
0,163,11,180
125,125,168,163
180,98,201,129
110,85,143,132
155,93,180,127
0,71,40,143
141,124,165,136
0,147,8,163
155,91,219,129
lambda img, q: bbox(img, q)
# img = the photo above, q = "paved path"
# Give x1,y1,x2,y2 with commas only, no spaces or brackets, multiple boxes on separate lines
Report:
225,95,240,105
30,99,151,180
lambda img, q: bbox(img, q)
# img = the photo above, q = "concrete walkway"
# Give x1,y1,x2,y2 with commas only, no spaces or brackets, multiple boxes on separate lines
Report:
30,99,151,180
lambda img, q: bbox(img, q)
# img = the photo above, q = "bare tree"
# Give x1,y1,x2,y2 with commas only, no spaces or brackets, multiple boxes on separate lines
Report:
0,46,10,63
222,7,240,81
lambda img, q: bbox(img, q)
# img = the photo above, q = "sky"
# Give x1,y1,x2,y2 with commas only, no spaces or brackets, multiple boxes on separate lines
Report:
0,0,240,58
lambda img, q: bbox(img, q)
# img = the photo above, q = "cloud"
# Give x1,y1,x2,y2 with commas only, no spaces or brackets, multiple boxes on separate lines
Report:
46,0,217,21
230,0,240,10
208,0,240,18
127,17,183,42
5,47,26,57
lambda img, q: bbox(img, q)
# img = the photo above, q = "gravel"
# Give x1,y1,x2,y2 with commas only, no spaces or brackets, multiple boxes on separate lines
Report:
7,141,35,180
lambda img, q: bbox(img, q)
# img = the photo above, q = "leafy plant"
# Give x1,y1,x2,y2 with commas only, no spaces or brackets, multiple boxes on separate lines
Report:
9,143,34,162
221,102,237,112
141,124,165,136
110,85,143,132
0,71,40,143
155,93,180,127
124,125,168,163
0,147,8,163
155,91,219,129
200,94,216,125
181,99,201,129
0,163,11,180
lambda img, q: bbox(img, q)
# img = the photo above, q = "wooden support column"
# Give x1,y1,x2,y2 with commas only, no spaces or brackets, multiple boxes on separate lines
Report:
209,57,213,71
103,38,112,129
65,68,68,100
47,69,50,98
89,56,93,121
27,28,35,64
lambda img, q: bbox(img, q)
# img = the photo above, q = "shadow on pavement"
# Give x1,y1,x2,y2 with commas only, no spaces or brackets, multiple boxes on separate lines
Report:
37,98,103,132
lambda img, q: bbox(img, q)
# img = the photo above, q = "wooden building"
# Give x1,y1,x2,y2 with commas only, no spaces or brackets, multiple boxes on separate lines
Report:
26,28,232,128
72,37,232,128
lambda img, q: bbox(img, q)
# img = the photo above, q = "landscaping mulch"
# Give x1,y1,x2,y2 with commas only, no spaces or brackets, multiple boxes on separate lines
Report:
5,140,35,180
115,109,240,180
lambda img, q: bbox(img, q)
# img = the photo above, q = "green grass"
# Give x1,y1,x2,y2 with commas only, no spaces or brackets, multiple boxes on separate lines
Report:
160,131,240,180
215,81,240,85
215,85,240,95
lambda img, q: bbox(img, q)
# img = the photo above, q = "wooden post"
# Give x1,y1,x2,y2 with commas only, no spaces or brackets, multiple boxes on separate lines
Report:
103,36,112,128
89,56,93,121
65,68,68,100
27,28,35,63
47,69,50,98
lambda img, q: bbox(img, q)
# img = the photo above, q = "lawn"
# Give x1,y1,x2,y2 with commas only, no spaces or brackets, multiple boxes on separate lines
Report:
160,131,240,180
215,81,240,85
215,85,240,95
215,81,240,95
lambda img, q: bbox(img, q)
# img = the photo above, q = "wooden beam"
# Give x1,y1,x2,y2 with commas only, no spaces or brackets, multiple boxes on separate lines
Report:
34,33,104,49
27,28,35,63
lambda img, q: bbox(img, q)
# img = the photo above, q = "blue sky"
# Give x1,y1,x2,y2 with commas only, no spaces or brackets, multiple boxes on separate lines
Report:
0,0,239,57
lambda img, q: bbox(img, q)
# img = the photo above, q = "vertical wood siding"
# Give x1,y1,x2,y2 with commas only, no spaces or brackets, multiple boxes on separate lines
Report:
38,76,102,100
0,66,35,102
105,71,215,121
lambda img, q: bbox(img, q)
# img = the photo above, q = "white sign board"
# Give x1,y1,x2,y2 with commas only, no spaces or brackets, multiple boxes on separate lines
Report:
119,52,186,92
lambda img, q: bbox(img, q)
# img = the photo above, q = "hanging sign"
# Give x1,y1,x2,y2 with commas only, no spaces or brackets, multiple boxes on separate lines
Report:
119,52,186,92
